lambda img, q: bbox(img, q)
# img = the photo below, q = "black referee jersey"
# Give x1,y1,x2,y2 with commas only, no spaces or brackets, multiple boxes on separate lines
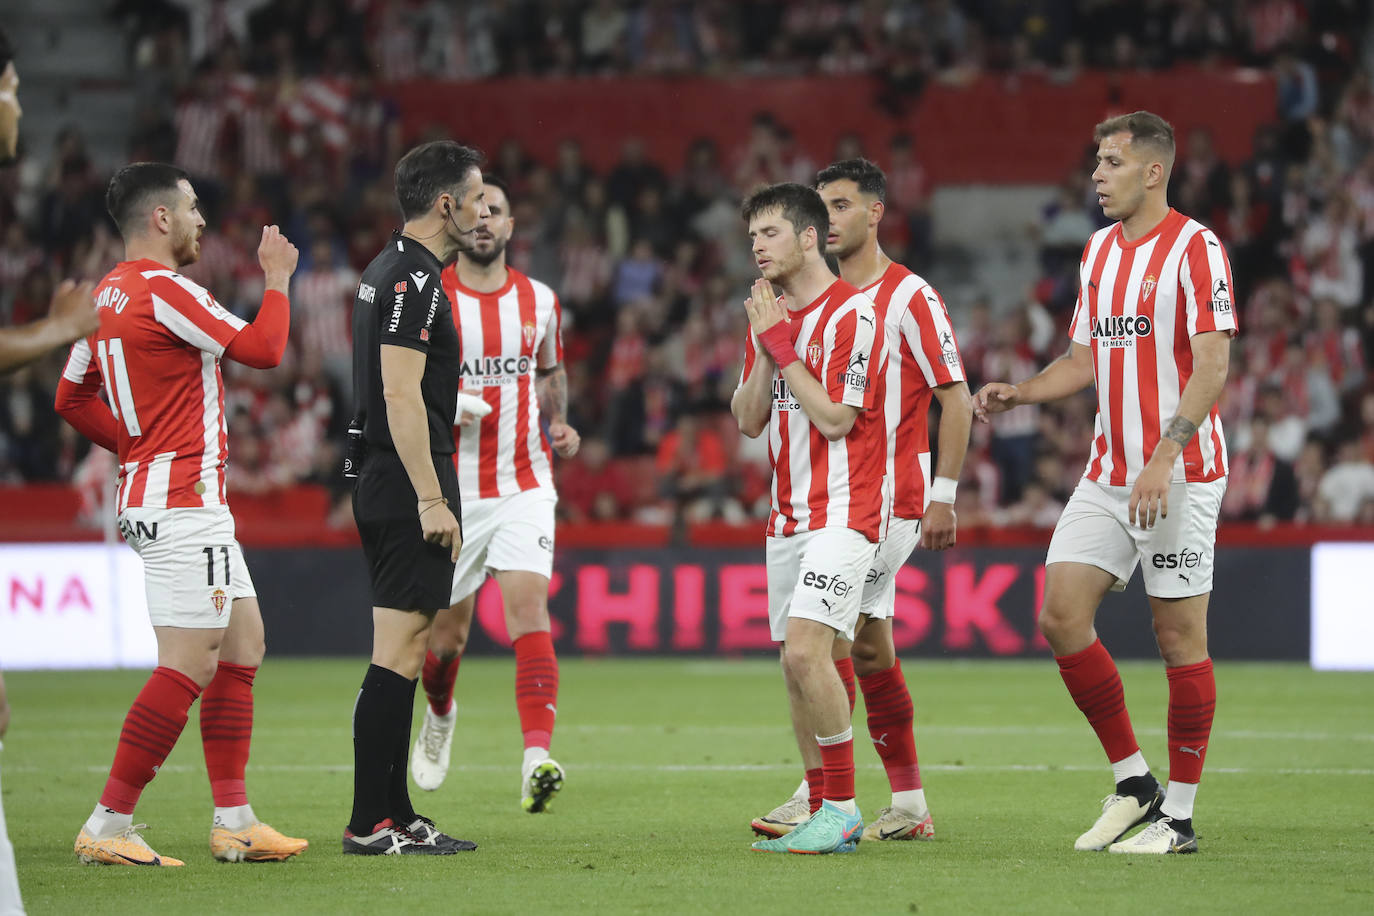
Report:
351,231,460,454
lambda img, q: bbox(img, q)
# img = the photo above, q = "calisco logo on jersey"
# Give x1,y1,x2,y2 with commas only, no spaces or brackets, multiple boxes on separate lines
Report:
1091,314,1153,348
460,355,533,386
806,341,823,368
523,322,536,348
772,377,800,409
1141,274,1157,301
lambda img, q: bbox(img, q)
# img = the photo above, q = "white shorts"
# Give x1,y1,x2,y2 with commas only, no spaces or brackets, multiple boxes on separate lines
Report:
1046,477,1227,598
451,488,557,604
766,527,879,642
119,506,255,629
858,516,921,620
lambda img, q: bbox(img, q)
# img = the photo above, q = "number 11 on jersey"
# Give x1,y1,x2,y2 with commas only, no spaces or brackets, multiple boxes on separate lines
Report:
97,337,142,437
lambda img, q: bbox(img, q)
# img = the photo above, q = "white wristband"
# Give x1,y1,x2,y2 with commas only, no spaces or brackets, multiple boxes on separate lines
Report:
929,476,958,504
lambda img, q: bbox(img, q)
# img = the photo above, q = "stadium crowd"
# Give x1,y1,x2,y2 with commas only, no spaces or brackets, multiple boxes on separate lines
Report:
1,0,1372,529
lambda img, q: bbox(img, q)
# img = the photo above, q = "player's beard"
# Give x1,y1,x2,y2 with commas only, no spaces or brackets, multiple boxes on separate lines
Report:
464,236,508,268
764,240,806,284
173,223,201,267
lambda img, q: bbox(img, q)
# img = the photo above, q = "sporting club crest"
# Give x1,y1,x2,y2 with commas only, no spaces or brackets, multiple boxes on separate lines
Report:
806,341,823,367
1141,274,1157,301
211,588,227,615
523,321,536,348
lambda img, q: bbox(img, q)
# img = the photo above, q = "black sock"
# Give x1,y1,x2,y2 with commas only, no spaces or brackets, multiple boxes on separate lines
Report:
349,664,413,835
1115,772,1160,805
389,677,420,826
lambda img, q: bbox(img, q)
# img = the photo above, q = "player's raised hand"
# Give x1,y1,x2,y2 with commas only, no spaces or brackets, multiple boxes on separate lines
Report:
744,278,786,334
257,225,299,291
549,420,580,458
973,382,1019,422
48,279,99,341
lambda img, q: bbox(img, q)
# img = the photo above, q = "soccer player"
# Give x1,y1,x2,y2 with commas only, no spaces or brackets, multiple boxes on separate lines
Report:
751,159,972,843
974,111,1235,855
345,141,487,856
732,183,886,855
54,163,308,866
409,177,578,812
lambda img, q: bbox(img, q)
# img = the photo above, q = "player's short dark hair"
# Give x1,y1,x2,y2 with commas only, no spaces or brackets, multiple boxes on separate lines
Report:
1094,110,1175,165
394,140,484,221
740,182,829,246
815,158,887,202
105,162,191,238
482,174,511,207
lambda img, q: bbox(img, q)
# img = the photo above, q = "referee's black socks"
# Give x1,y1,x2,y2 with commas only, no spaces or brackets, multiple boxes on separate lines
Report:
349,663,415,835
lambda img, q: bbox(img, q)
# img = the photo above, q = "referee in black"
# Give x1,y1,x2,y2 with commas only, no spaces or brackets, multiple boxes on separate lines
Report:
344,141,488,856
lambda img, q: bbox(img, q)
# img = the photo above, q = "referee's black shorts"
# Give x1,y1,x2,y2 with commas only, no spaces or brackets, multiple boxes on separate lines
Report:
352,447,461,612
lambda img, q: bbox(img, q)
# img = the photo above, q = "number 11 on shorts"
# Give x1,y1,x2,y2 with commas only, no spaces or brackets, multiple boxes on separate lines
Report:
203,546,231,586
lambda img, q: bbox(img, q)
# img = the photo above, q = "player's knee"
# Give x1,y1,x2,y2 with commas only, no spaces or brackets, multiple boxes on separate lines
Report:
849,637,892,677
1037,601,1090,650
1152,618,1205,666
182,657,220,689
430,626,466,658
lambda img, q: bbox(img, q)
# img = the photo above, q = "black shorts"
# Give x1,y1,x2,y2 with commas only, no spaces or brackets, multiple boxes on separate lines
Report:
352,447,461,611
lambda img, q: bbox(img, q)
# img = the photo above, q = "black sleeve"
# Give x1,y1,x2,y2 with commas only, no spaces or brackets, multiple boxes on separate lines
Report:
378,266,441,353
1264,460,1299,521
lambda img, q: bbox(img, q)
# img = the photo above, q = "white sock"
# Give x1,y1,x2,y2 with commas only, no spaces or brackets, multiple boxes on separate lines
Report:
793,777,809,800
523,746,549,771
825,797,858,816
213,804,257,831
892,788,927,817
1160,781,1197,821
1110,751,1150,785
84,803,132,838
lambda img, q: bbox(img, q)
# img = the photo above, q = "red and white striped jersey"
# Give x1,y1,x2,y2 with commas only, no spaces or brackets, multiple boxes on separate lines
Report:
1069,208,1238,486
61,259,248,511
739,279,888,541
864,263,966,519
441,265,563,500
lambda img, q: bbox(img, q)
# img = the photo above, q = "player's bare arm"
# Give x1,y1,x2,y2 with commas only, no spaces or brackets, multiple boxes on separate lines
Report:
1127,330,1230,529
745,278,859,440
0,279,98,373
974,340,1094,421
536,363,580,458
922,380,974,551
222,226,299,369
381,343,462,560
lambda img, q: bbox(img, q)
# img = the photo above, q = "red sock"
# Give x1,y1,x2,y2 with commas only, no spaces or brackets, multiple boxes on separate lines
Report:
1056,639,1140,764
100,666,201,813
805,766,824,814
817,731,855,803
200,662,256,808
421,650,461,716
833,656,856,716
1166,658,1216,784
859,660,922,791
513,631,558,750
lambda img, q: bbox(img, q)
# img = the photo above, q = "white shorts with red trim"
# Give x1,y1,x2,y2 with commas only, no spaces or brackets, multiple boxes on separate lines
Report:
766,527,879,642
119,506,255,628
1046,477,1226,598
451,487,557,605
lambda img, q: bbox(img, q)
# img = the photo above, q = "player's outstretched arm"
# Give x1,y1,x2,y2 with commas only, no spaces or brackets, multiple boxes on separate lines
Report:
974,341,1094,421
224,226,298,369
0,279,98,373
536,363,580,457
1127,330,1230,529
922,380,974,550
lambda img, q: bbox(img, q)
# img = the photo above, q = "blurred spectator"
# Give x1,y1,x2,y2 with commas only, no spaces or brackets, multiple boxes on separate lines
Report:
1224,415,1300,522
654,408,731,522
1315,438,1374,522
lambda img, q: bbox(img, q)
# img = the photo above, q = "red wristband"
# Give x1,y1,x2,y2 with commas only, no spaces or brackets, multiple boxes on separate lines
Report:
758,322,798,369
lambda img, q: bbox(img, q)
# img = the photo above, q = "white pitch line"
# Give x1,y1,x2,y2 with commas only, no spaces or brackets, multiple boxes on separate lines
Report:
8,762,1372,777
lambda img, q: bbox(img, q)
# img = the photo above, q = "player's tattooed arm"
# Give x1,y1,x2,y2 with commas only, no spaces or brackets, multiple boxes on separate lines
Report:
1162,415,1198,448
536,364,568,422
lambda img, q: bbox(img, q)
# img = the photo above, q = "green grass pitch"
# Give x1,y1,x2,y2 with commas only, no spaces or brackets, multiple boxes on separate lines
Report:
2,658,1371,914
